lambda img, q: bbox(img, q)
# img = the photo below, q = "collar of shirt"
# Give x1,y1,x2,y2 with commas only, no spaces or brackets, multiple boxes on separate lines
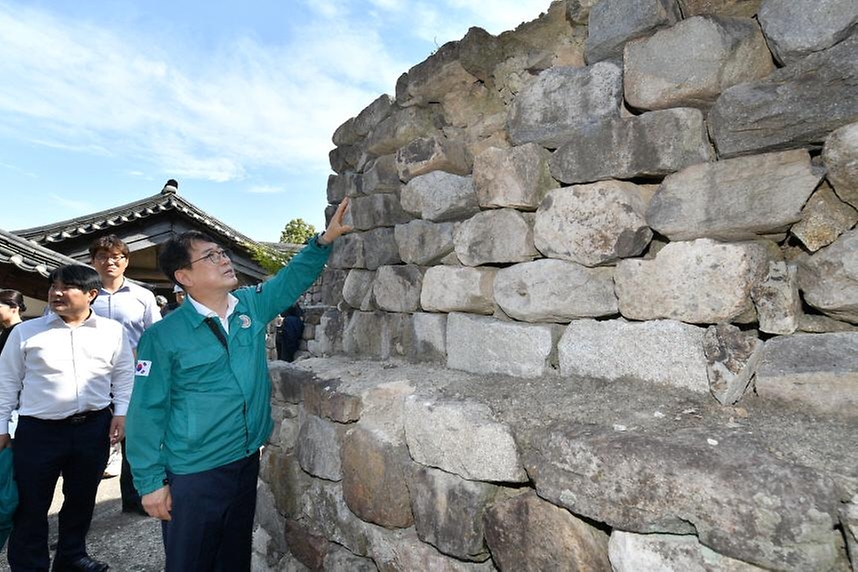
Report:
98,277,131,295
45,309,99,329
186,292,239,334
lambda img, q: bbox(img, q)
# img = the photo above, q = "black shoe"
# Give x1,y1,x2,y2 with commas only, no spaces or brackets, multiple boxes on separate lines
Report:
52,555,110,572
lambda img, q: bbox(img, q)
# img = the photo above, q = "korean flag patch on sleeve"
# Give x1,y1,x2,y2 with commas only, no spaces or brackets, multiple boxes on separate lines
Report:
136,360,152,377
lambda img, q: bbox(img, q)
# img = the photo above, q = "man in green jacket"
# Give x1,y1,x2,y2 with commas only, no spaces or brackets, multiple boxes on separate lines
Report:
126,199,350,571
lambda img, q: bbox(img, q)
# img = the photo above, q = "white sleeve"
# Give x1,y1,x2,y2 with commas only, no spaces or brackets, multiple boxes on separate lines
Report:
0,328,25,434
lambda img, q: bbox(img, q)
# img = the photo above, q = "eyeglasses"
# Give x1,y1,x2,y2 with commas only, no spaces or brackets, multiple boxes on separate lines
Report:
94,254,127,263
48,284,83,294
189,248,230,266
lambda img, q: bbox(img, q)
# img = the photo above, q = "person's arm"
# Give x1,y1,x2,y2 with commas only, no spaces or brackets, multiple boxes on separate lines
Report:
125,332,172,503
0,326,25,443
142,290,162,327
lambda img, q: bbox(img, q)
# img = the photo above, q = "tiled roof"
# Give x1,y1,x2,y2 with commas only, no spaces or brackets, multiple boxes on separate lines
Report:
14,183,261,249
0,227,85,277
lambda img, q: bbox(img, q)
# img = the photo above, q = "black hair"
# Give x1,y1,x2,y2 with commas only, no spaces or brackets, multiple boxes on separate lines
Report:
48,265,102,294
159,230,219,287
88,234,129,258
0,289,26,312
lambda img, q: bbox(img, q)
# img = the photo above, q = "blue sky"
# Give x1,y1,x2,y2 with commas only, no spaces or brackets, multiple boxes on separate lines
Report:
0,0,550,242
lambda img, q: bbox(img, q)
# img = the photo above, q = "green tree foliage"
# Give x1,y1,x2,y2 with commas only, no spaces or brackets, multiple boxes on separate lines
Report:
244,242,293,275
280,218,316,245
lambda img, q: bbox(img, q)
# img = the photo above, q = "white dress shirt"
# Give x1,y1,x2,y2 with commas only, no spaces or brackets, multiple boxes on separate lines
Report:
0,311,135,434
92,278,161,350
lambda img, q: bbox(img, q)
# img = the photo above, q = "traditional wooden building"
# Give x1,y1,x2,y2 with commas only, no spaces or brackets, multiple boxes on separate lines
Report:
2,180,269,310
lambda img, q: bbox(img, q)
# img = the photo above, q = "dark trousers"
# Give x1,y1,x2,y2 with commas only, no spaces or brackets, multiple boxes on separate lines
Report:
119,438,141,509
162,452,259,572
8,409,111,572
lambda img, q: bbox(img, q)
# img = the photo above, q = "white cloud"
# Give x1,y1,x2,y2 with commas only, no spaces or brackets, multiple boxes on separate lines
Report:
0,0,548,193
244,184,285,195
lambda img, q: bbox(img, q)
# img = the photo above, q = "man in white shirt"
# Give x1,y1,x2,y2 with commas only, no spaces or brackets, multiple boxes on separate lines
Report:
89,235,160,514
0,264,134,572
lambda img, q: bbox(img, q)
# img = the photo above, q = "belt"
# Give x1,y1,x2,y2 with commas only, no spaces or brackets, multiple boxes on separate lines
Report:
22,407,110,426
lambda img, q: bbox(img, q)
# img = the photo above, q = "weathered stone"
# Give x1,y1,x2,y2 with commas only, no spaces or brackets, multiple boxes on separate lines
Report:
353,94,395,138
343,311,413,360
410,312,447,364
525,424,840,571
255,481,289,554
410,466,497,561
420,266,496,315
797,229,858,323
370,530,496,572
333,116,360,147
534,181,654,267
708,34,858,158
372,265,425,313
366,106,441,156
703,323,764,405
676,0,762,18
647,149,821,241
507,63,624,148
396,42,481,107
624,16,774,111
501,0,587,69
549,108,713,184
341,426,414,528
363,227,402,271
585,0,682,63
320,268,347,308
404,394,528,482
329,144,361,174
446,312,556,379
323,173,360,205
755,332,858,415
395,134,471,182
400,171,480,222
301,379,363,424
472,143,559,210
454,209,540,266
347,193,412,231
791,182,858,252
441,80,507,137
609,531,769,571
296,410,343,481
307,307,348,356
395,219,457,266
843,495,858,571
483,491,610,572
260,447,311,519
284,520,329,571
615,239,769,324
823,121,858,209
566,0,601,24
751,261,801,335
493,259,618,323
558,319,710,392
798,313,858,333
297,478,374,558
329,232,365,269
362,154,401,195
758,0,858,65
269,360,317,405
322,544,378,572
342,269,376,311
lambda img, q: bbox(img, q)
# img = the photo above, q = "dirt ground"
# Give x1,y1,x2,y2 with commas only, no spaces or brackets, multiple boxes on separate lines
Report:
0,474,165,572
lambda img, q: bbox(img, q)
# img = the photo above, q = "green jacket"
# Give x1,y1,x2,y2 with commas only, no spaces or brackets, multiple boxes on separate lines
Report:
126,238,331,495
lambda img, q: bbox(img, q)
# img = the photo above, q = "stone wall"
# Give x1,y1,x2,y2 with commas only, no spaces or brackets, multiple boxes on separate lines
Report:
255,0,858,570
